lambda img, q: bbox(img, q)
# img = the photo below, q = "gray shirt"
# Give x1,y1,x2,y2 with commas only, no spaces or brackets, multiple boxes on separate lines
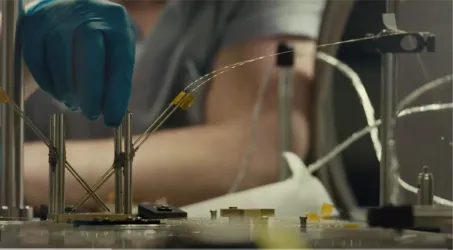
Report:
25,0,326,141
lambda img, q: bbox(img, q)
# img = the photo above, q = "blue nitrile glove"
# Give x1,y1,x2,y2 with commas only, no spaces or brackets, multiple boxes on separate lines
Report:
19,0,136,127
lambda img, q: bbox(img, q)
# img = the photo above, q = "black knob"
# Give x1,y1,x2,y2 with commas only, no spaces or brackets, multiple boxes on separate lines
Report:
38,204,48,221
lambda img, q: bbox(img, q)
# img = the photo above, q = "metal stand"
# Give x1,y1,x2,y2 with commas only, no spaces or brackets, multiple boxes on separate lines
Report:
276,43,295,180
375,1,436,205
113,111,133,214
114,126,124,213
379,1,399,206
48,114,66,218
0,0,27,220
48,112,134,221
123,112,133,214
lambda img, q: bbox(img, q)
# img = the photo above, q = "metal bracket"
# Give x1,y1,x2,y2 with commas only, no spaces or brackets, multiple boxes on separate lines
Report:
371,13,436,53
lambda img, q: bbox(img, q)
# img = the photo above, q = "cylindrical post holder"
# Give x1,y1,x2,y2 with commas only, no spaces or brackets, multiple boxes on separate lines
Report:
48,115,58,217
417,166,434,206
123,111,133,214
113,126,124,213
55,114,66,214
0,0,25,219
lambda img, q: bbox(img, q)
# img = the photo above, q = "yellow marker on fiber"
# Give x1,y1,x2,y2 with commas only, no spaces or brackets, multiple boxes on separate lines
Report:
0,88,10,103
320,203,334,218
171,91,195,110
306,212,320,222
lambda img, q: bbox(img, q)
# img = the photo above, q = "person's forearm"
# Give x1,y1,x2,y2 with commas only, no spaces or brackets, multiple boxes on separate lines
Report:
24,111,309,208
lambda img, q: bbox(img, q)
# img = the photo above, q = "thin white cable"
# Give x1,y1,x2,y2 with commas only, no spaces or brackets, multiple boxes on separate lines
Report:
229,68,273,193
308,103,453,206
229,52,374,193
316,52,381,159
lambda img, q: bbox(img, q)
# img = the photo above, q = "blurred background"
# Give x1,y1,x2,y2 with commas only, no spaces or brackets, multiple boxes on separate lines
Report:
21,0,452,207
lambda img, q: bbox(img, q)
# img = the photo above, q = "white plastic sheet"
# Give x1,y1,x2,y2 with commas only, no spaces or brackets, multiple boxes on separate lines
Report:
183,152,336,218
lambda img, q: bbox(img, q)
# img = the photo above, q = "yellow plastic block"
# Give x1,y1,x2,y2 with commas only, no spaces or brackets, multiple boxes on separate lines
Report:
243,209,275,217
306,212,320,222
320,203,334,218
220,207,244,217
0,88,9,103
255,229,307,249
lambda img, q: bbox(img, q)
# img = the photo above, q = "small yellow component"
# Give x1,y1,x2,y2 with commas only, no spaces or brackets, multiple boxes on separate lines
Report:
243,209,275,217
343,223,360,229
107,191,115,204
171,91,195,110
255,229,308,249
0,88,9,103
320,202,334,218
220,207,244,217
171,91,186,105
306,212,320,222
179,94,195,110
220,207,275,218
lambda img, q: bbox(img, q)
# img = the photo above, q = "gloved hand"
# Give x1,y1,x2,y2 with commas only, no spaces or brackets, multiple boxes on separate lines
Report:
20,0,136,127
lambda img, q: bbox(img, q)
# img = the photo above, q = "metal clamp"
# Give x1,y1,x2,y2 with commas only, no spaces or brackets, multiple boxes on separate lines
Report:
371,13,436,53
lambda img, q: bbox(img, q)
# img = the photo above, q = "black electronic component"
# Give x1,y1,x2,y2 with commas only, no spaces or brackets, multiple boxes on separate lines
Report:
276,43,294,67
138,203,187,220
37,204,48,221
72,217,160,227
367,205,414,230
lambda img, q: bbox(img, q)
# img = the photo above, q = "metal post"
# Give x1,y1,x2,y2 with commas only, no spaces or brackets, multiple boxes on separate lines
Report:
379,0,399,206
49,115,58,217
416,166,434,206
277,43,295,180
0,0,24,218
123,112,133,214
113,126,123,213
55,114,65,214
278,68,294,180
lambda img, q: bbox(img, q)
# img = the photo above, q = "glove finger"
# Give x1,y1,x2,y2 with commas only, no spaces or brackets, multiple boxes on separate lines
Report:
73,23,106,120
102,28,135,127
21,27,56,99
46,30,80,110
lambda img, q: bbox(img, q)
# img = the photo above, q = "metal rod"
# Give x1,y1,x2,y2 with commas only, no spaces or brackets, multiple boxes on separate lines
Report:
379,0,399,206
114,126,123,213
0,0,24,218
73,166,114,209
64,161,109,211
123,111,133,214
49,115,58,217
55,114,66,214
277,68,294,180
